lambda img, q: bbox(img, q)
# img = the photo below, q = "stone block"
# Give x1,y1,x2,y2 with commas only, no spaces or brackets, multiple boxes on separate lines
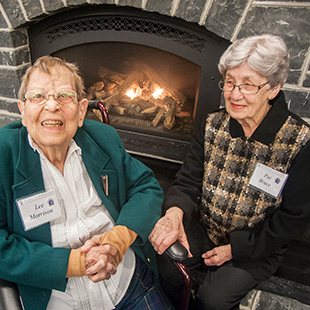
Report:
257,0,310,1
145,0,172,15
0,100,20,114
0,29,28,48
240,289,310,310
0,75,21,99
257,276,310,305
118,0,142,8
204,0,248,40
238,7,310,71
284,89,310,119
286,71,301,86
1,0,27,28
66,0,89,6
304,75,310,88
43,0,65,13
0,10,9,28
88,0,116,4
0,111,21,127
0,47,30,67
21,0,44,20
175,0,206,23
0,65,27,99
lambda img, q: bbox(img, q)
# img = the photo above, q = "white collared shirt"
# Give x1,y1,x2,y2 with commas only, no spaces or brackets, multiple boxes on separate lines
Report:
28,135,135,310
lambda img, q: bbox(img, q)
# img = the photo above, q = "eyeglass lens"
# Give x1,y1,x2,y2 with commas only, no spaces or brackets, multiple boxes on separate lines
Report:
219,81,258,94
25,90,76,105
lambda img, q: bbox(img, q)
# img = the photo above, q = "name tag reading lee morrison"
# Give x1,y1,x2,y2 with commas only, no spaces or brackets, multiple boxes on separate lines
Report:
16,190,62,231
249,163,288,199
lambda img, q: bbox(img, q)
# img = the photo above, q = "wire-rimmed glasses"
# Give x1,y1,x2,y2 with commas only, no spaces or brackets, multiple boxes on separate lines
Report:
24,89,77,105
218,80,269,95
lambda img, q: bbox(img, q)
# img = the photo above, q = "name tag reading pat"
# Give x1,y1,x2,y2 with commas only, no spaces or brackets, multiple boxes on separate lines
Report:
249,163,288,199
16,190,62,231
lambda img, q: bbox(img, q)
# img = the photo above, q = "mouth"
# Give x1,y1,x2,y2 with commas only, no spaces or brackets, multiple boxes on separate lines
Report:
41,120,63,127
231,103,246,110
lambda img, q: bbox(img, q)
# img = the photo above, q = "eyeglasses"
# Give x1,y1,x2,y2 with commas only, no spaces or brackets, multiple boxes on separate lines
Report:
24,89,77,105
218,80,269,95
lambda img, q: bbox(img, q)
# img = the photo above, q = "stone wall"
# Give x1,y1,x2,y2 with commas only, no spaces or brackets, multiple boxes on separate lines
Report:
0,0,309,120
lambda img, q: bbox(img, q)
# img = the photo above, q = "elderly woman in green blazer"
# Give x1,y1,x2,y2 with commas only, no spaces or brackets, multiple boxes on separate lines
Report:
0,56,172,310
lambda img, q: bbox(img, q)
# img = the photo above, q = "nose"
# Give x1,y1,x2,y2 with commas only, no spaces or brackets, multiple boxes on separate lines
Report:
230,85,243,100
44,94,60,111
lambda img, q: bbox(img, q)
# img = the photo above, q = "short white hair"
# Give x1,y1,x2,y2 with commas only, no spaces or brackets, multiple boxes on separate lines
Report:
218,34,290,88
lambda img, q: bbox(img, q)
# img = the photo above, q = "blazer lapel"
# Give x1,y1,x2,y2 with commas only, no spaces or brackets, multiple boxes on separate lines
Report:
13,127,52,244
74,129,120,222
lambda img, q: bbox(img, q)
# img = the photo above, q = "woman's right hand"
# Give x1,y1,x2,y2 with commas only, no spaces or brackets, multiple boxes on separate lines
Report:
149,207,192,257
84,244,118,282
81,235,118,282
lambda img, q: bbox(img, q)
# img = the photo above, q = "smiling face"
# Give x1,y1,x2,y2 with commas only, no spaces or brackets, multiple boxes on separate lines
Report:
224,62,281,135
18,66,88,159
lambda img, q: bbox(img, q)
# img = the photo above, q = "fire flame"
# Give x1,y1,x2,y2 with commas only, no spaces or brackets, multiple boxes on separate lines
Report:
126,87,142,100
126,86,164,100
152,88,164,99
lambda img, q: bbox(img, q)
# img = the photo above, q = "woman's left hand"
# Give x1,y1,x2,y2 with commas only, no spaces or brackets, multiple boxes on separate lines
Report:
202,244,232,266
81,235,118,282
84,243,118,282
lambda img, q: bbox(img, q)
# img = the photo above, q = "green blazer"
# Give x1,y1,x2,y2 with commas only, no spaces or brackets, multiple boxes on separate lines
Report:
0,119,163,310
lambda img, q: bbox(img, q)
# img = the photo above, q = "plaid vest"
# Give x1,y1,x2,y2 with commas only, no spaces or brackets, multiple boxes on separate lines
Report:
199,109,310,245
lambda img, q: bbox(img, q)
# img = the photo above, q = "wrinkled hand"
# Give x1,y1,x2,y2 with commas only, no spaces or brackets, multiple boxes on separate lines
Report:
202,244,232,266
149,207,192,257
81,235,118,283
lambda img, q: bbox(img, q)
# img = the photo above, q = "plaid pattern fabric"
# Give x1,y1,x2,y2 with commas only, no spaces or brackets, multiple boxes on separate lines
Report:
199,110,310,246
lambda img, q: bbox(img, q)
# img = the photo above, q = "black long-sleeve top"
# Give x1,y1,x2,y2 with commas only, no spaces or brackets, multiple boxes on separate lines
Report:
163,91,310,263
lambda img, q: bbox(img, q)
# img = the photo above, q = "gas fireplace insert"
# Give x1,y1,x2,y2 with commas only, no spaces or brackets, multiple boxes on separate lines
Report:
28,5,229,163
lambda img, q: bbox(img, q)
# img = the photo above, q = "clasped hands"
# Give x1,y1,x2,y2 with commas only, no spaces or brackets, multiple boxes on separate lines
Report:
75,225,137,283
149,207,232,266
80,235,118,283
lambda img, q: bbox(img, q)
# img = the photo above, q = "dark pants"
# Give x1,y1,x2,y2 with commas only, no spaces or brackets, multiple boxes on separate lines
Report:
157,215,283,310
116,254,174,310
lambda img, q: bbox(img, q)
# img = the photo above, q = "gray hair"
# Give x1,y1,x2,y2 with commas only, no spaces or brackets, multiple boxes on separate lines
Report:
218,34,290,88
18,56,85,101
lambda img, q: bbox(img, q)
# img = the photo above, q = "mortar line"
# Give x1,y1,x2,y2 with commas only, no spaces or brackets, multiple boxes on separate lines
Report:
16,0,29,22
231,0,254,42
0,3,13,29
298,46,310,88
0,45,29,52
141,0,148,10
39,0,46,13
253,1,310,8
199,0,213,26
170,0,180,16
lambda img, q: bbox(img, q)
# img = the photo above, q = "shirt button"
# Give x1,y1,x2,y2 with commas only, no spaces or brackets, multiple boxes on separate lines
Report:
147,257,151,263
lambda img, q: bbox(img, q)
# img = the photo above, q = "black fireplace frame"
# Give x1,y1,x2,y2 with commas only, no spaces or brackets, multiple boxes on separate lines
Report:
28,4,229,163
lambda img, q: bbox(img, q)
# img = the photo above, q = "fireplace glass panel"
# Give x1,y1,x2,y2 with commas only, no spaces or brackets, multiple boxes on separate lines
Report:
53,42,200,142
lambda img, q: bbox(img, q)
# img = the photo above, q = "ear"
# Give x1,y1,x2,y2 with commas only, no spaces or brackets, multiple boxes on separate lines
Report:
268,84,282,101
18,100,26,127
78,98,89,127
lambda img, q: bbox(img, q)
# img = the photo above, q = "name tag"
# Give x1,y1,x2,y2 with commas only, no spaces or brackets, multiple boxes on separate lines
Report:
16,190,62,231
249,163,288,199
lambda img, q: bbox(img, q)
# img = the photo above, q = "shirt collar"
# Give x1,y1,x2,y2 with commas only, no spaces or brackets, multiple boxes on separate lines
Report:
28,134,82,159
229,91,289,145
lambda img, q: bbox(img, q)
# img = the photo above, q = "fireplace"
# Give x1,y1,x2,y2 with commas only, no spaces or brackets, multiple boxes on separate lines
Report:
28,4,229,164
0,0,308,297
55,41,200,156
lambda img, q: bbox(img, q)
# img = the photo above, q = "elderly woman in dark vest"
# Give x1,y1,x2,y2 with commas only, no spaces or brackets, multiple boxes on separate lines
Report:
150,34,310,309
